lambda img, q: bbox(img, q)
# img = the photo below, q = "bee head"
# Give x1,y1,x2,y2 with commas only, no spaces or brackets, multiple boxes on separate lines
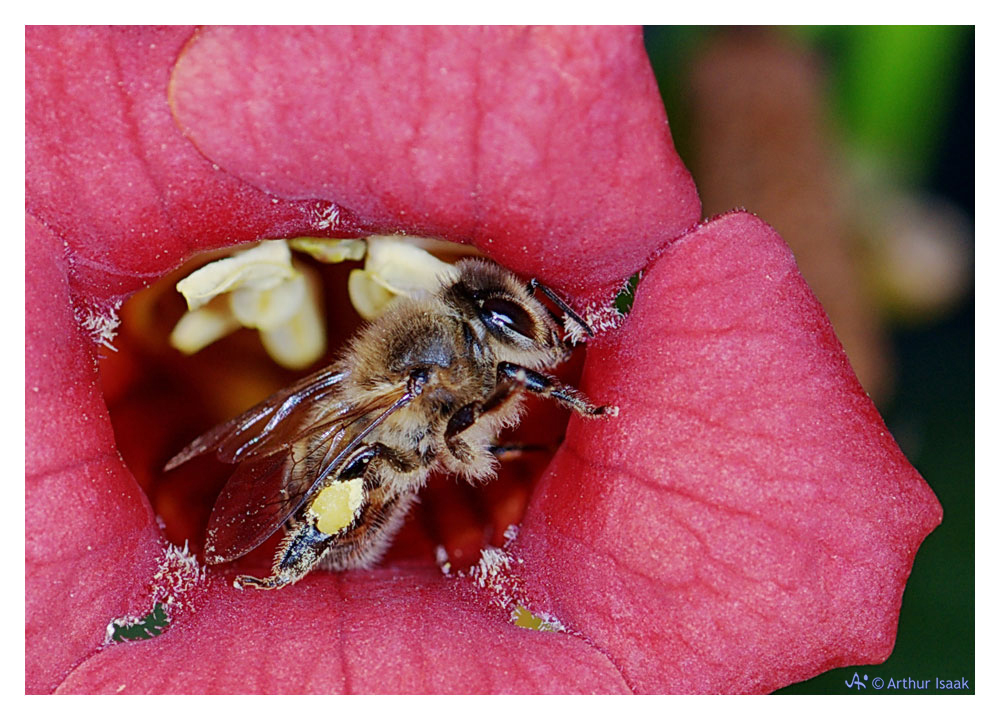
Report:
445,259,568,367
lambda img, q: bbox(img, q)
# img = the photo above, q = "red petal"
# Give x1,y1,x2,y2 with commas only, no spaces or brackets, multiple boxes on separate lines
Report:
25,217,164,693
513,212,942,693
168,26,700,297
55,569,630,694
25,26,341,305
25,26,323,693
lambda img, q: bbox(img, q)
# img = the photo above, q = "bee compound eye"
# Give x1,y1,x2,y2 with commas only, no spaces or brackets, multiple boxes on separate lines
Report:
480,297,536,338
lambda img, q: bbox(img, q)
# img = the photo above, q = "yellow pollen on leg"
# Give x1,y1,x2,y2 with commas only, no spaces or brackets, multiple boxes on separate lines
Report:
310,479,364,535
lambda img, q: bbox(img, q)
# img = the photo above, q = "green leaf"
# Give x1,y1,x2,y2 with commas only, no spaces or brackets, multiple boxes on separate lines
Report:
614,272,641,316
109,603,171,642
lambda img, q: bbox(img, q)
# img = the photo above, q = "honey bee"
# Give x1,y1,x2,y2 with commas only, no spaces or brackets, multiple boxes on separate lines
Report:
165,258,614,589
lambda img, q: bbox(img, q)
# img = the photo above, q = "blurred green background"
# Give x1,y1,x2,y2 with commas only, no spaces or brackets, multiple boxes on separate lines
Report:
644,26,973,694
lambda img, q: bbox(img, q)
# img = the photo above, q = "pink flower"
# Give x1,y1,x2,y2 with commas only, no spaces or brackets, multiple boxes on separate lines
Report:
26,26,940,694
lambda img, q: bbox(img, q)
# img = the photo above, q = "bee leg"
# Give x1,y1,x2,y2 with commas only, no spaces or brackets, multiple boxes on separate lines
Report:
495,361,614,417
364,442,419,479
235,521,334,590
236,443,391,589
446,364,613,459
444,380,518,459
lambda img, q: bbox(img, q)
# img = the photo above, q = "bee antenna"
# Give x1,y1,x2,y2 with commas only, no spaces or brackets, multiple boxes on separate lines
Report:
528,279,595,338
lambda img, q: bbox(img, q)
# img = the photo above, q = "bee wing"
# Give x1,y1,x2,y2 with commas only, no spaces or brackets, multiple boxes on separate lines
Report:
164,366,348,471
202,420,344,564
202,384,418,564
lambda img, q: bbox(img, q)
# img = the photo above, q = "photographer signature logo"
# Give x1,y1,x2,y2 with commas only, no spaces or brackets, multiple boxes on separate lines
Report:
845,673,868,690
